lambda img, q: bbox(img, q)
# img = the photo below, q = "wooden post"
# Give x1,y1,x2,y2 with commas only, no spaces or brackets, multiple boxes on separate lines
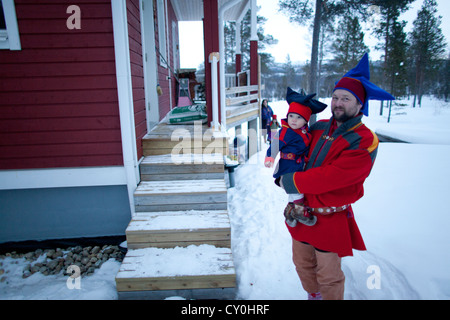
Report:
203,0,220,126
248,118,258,158
250,41,258,91
209,52,220,131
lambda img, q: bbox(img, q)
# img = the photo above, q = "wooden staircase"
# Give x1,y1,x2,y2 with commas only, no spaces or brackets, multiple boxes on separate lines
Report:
115,124,236,300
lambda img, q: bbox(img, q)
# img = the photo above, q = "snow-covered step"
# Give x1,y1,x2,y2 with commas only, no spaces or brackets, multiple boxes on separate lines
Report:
142,122,228,157
140,153,224,181
126,210,231,249
115,245,236,299
134,179,227,212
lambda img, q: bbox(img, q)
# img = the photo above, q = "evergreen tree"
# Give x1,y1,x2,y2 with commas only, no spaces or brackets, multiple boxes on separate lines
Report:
282,54,296,89
278,0,321,96
371,0,412,115
332,16,369,75
409,0,447,107
278,0,372,123
385,20,409,97
436,54,450,102
224,22,237,74
224,10,278,76
385,20,409,122
372,0,412,60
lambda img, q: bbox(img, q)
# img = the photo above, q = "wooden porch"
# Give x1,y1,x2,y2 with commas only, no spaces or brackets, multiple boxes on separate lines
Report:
115,122,236,300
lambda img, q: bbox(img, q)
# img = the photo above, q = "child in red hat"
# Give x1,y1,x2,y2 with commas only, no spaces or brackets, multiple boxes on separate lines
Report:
265,88,327,227
268,114,281,142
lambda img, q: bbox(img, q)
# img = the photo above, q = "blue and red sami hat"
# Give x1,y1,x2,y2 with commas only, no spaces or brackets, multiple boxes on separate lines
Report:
286,87,327,122
334,53,395,116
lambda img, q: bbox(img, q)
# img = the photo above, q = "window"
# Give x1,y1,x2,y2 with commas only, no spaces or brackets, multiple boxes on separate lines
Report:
0,0,21,50
0,3,7,29
157,0,167,67
0,2,7,42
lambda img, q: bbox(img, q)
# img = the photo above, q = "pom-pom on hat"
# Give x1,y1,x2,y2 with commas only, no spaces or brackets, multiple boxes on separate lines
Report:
334,53,395,116
286,87,327,122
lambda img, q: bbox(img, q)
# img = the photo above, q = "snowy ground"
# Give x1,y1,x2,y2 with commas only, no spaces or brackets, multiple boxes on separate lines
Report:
232,96,450,300
230,143,450,300
0,96,449,300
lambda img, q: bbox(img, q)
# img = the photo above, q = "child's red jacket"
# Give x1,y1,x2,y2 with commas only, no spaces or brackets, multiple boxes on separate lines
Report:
282,114,379,257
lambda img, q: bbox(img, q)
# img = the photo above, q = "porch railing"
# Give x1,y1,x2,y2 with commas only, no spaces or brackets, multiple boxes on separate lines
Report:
208,54,261,131
225,84,260,128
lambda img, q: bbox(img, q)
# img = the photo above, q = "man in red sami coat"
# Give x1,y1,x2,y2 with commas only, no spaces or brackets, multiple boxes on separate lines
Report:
280,53,395,300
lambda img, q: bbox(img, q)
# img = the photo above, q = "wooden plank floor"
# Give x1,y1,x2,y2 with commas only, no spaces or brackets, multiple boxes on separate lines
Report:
144,122,228,139
140,153,224,181
142,122,229,156
134,179,228,212
116,245,236,292
134,179,227,195
126,210,231,249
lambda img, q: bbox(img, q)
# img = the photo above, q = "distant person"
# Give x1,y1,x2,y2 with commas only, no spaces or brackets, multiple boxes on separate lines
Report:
279,53,395,300
265,88,327,227
268,114,281,142
261,99,274,143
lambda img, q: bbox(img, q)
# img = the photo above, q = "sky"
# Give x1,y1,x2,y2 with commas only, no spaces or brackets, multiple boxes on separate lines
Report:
179,0,450,69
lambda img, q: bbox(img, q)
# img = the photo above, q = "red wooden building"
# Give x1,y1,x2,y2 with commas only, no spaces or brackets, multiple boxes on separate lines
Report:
0,0,260,244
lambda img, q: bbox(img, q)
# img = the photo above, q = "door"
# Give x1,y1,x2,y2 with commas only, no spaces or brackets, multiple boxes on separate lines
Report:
140,0,159,132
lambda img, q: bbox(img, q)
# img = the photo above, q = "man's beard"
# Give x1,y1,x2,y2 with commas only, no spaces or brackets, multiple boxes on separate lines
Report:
332,103,361,123
332,108,354,123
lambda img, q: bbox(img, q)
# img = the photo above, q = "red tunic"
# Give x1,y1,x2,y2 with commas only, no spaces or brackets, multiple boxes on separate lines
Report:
285,115,379,257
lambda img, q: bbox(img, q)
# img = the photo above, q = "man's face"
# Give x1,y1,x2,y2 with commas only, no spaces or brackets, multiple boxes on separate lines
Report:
331,89,363,124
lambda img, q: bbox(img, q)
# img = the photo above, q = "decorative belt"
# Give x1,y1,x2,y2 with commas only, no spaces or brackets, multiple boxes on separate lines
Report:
307,204,350,215
280,152,303,164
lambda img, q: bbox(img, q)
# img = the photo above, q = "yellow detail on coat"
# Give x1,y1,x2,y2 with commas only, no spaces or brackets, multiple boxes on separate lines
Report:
367,130,379,153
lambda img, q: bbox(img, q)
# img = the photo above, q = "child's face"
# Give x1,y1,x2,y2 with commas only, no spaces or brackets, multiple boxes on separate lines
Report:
287,113,307,129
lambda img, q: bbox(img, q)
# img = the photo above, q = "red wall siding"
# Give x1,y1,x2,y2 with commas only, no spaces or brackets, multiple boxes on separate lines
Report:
0,0,123,170
127,0,146,160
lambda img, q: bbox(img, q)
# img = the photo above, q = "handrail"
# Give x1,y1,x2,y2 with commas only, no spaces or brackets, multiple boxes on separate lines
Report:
225,81,260,128
223,62,263,128
226,94,258,106
225,85,259,95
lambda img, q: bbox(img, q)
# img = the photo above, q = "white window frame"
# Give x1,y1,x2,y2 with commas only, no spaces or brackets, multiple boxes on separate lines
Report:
156,0,167,68
0,0,21,50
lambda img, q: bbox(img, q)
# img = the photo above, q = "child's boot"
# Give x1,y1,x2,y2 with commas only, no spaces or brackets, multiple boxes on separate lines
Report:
283,202,298,227
291,199,317,226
